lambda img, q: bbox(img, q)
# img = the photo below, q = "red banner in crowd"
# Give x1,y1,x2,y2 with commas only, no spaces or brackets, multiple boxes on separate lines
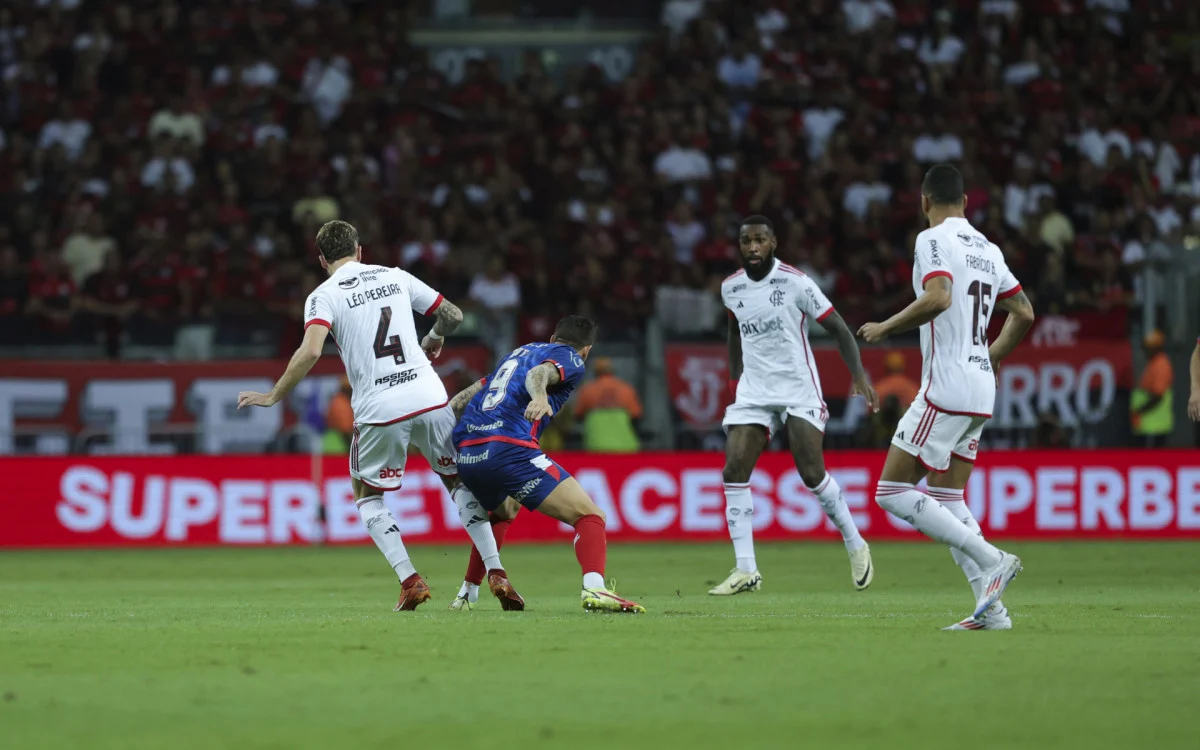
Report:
0,346,491,455
665,340,1132,430
1,450,1196,548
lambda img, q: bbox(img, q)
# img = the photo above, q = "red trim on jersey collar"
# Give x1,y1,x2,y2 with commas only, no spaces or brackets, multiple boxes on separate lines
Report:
305,318,331,330
816,307,835,323
996,284,1023,300
542,359,566,382
457,435,540,450
922,270,953,285
358,400,449,427
724,269,746,282
778,263,806,277
424,294,445,316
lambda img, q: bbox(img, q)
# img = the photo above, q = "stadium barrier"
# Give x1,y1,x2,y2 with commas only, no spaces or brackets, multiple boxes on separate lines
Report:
2,450,1198,547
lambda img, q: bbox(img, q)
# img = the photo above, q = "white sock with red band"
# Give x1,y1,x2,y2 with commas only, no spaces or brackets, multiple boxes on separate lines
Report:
875,481,1002,569
723,482,757,573
357,496,417,581
929,487,997,606
809,473,865,551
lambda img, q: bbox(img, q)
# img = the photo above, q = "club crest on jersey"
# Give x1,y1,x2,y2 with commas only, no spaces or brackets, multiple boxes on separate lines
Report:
338,276,360,290
769,290,785,307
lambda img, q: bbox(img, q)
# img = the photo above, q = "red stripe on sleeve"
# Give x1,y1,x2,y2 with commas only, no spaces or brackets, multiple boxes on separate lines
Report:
305,319,331,330
542,360,567,382
921,270,953,285
997,284,1023,300
816,307,835,323
423,294,444,316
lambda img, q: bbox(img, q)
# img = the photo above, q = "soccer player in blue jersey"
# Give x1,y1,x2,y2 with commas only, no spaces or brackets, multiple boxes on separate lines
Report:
448,315,645,614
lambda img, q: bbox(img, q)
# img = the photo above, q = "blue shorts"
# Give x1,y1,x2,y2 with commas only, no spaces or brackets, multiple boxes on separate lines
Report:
455,441,572,512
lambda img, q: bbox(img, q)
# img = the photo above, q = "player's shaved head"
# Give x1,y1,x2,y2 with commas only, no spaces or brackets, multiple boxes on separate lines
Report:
551,315,597,350
921,164,965,207
740,215,774,234
316,220,359,263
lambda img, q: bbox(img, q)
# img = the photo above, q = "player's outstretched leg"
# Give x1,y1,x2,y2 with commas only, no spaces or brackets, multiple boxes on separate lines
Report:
354,488,430,611
874,448,1021,619
536,477,644,614
787,417,872,590
450,485,524,611
928,486,1010,630
711,424,769,595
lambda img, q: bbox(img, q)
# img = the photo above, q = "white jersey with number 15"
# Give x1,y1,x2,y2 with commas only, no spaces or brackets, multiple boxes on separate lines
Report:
913,217,1022,418
304,260,449,425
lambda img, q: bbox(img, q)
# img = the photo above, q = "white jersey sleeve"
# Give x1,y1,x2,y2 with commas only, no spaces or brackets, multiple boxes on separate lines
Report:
405,271,444,316
915,231,952,286
794,273,835,322
304,287,335,330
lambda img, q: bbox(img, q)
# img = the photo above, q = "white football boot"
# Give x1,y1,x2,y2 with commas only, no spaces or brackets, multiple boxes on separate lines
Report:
973,552,1022,618
849,544,873,590
944,603,1013,631
708,568,763,595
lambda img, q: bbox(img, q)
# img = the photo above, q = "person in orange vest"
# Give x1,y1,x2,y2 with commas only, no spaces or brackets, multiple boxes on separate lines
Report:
1132,330,1173,447
573,357,643,452
874,351,919,413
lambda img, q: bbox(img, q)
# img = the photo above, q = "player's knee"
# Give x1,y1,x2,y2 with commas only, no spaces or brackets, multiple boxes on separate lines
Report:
797,464,825,489
492,497,520,522
722,462,752,484
874,482,910,514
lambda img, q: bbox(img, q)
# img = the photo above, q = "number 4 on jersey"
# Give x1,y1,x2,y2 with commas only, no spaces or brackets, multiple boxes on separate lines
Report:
373,306,406,364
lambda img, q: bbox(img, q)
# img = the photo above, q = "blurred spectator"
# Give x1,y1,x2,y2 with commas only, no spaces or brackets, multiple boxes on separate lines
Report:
37,102,91,161
292,181,340,225
62,213,117,287
1034,412,1071,448
665,201,706,264
1037,195,1076,255
1004,156,1054,230
873,352,918,414
913,115,963,165
717,40,761,91
148,97,204,147
80,250,137,358
1132,330,1173,448
27,248,79,338
324,377,354,455
574,358,642,453
654,136,713,183
469,257,521,361
843,0,894,35
918,10,965,70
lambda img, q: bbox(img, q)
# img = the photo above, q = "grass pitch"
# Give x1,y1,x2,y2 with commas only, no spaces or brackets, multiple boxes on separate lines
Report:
1,541,1198,750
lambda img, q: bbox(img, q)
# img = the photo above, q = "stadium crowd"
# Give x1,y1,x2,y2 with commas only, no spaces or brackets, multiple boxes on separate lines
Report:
0,0,1198,357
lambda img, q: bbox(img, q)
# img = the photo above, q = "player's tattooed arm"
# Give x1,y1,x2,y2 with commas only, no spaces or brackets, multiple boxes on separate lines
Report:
431,298,464,338
858,276,952,342
727,312,743,380
523,362,561,422
450,378,486,420
989,289,1035,368
819,311,880,412
237,324,329,409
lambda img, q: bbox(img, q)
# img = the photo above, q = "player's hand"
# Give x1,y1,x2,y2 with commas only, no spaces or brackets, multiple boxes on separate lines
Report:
1189,392,1200,422
852,375,879,413
524,396,553,422
237,390,279,409
857,322,889,344
421,333,444,360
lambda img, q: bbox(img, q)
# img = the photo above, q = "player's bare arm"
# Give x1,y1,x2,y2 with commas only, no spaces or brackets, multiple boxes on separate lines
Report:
727,312,743,381
988,289,1036,368
524,362,562,422
421,298,464,360
1188,342,1200,421
858,276,952,343
450,378,486,420
820,310,880,412
238,324,329,409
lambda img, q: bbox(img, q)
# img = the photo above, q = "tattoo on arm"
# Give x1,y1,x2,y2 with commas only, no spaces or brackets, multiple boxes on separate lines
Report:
996,289,1033,316
818,310,865,379
727,314,743,380
450,378,486,419
524,362,561,399
431,299,464,337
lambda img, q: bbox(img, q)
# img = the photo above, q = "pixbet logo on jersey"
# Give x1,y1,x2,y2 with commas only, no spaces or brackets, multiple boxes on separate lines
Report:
739,316,785,337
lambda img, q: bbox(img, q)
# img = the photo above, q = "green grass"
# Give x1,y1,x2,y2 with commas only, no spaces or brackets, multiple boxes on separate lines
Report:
2,542,1198,750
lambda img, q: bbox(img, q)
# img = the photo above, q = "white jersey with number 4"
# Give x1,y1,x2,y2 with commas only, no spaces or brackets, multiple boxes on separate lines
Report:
722,259,835,409
304,260,448,425
914,217,1021,417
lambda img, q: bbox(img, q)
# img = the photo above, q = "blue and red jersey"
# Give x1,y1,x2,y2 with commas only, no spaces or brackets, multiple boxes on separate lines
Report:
453,342,586,450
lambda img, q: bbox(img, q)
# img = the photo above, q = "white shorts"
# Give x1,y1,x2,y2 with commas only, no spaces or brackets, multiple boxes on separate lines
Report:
892,395,988,473
723,400,828,437
350,406,458,491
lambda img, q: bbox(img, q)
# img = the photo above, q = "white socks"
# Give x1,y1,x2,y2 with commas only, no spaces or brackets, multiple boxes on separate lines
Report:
723,482,757,573
357,496,417,581
809,473,866,552
929,487,1004,610
875,481,1002,569
451,485,503,572
456,581,480,603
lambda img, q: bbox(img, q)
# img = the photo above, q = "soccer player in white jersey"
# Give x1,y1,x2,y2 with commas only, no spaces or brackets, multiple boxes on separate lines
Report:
710,215,880,596
859,164,1035,629
236,220,523,613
